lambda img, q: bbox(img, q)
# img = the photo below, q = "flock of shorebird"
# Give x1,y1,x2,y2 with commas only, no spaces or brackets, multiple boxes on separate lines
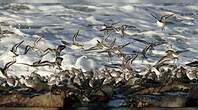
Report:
0,11,197,92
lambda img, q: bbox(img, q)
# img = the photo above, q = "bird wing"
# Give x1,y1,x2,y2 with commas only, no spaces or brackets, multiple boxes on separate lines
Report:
4,60,16,70
10,40,24,53
61,40,70,45
109,38,116,48
150,12,159,21
164,13,175,19
160,13,175,21
24,45,31,55
33,37,42,46
72,30,80,44
131,38,149,44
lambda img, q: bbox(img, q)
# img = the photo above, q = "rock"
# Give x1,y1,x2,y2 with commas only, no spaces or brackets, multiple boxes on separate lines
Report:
101,85,113,98
160,96,186,107
0,93,29,107
0,91,65,107
189,83,198,99
28,92,65,107
89,89,109,102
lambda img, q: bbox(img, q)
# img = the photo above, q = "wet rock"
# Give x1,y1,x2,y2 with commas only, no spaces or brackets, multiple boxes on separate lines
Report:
189,83,198,99
89,89,109,103
64,93,81,107
0,93,29,107
129,95,187,107
186,83,198,107
160,96,187,107
28,92,65,107
0,91,65,107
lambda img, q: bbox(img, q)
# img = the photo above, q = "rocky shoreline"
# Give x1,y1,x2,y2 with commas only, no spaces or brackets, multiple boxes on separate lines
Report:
0,68,197,107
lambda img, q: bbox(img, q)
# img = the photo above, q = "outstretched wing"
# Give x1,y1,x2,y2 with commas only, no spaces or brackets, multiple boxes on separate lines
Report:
72,30,80,44
150,12,159,21
4,60,16,71
10,40,24,54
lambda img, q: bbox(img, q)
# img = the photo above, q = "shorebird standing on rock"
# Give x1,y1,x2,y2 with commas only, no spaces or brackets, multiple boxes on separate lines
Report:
19,75,48,91
186,61,198,80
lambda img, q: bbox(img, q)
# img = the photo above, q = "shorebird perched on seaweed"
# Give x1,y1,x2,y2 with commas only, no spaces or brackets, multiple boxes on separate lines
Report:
150,13,175,30
61,30,84,50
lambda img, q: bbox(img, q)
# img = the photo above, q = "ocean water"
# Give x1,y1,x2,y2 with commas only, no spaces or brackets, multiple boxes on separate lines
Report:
0,0,198,77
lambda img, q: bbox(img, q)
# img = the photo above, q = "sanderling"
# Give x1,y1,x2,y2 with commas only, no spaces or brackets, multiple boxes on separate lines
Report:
6,76,19,87
89,77,105,89
0,77,6,86
61,30,84,50
186,61,198,67
20,75,48,90
84,35,110,52
131,38,167,61
42,44,66,57
24,37,42,55
109,55,137,72
114,24,136,38
155,45,179,65
186,69,198,80
0,24,15,38
48,74,60,86
0,60,16,78
100,22,119,35
98,38,130,59
10,40,24,56
185,61,198,80
150,13,175,30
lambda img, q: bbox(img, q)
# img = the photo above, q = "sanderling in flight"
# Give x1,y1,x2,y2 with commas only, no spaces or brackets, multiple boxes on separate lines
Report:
150,13,175,30
84,34,110,52
24,37,42,55
155,45,188,66
100,22,119,35
61,30,84,50
42,44,66,57
0,60,16,78
10,40,24,56
114,24,136,38
186,61,198,67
